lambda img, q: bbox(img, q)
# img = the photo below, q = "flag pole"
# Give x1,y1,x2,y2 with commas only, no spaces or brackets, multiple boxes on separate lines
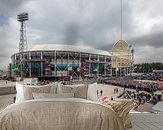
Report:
120,0,122,40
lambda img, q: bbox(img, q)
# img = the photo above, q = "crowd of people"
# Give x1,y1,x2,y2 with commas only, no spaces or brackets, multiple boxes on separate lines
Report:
105,78,158,93
129,90,161,105
104,78,162,105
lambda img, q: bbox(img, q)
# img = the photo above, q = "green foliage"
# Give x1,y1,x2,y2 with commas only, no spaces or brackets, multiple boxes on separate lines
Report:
134,62,163,73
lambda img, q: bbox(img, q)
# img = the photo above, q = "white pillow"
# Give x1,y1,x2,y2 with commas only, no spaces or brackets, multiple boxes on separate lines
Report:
87,82,98,101
23,86,51,100
58,84,88,99
15,82,25,103
15,82,52,103
57,83,85,93
33,93,74,99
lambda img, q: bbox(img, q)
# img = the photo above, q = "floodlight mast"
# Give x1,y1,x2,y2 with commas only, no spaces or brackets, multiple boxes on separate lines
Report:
17,12,28,52
17,12,28,80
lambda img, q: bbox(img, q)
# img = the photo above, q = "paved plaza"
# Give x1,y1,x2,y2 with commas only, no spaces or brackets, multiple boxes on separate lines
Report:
0,80,15,88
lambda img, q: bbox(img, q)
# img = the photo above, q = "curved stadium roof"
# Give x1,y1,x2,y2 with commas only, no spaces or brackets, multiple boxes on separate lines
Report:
30,44,111,56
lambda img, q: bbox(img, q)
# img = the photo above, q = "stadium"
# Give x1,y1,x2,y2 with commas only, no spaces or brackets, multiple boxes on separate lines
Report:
11,44,112,80
10,40,133,80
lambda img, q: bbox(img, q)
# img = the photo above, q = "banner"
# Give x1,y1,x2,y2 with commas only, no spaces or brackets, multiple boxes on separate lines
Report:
92,64,98,71
12,64,19,70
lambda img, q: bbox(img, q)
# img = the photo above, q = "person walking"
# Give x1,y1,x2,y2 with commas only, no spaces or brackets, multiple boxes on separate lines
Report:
97,90,99,97
111,96,113,101
100,90,103,96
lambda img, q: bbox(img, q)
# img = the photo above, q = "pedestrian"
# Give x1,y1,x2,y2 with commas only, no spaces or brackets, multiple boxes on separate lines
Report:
103,80,105,85
13,96,16,103
142,95,146,104
153,95,157,105
97,90,99,96
116,88,118,93
111,96,113,101
114,88,115,93
100,90,103,96
138,97,141,104
133,92,136,99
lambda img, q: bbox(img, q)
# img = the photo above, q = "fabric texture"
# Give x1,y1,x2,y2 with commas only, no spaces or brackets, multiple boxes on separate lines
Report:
58,84,88,99
23,86,51,100
87,82,98,101
0,98,125,130
33,93,74,99
111,100,133,129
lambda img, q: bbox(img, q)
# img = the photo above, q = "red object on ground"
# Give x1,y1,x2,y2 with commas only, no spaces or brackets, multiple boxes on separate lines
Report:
98,96,110,105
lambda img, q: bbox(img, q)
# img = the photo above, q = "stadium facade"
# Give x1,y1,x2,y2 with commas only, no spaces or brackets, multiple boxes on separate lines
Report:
11,44,112,79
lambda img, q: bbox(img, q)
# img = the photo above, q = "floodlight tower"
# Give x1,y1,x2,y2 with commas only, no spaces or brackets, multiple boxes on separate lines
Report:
17,12,28,52
17,12,28,79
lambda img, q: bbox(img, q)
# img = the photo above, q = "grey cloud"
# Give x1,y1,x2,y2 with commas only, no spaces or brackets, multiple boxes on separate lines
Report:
0,13,8,25
133,46,163,63
122,1,135,35
0,0,30,13
98,44,114,52
131,0,163,18
0,0,163,69
26,0,125,48
128,31,163,48
0,21,19,69
64,23,80,45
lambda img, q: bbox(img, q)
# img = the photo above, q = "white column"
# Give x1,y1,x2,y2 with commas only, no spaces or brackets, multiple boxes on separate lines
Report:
89,54,91,76
54,51,56,76
104,56,106,76
79,53,81,79
41,51,43,76
68,52,69,76
29,52,31,78
97,55,99,77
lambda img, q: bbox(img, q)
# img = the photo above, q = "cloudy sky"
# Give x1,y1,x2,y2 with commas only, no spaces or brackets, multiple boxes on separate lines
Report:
0,0,163,70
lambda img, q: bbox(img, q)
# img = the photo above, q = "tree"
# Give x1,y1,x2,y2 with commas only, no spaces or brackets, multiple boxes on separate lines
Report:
134,62,163,73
